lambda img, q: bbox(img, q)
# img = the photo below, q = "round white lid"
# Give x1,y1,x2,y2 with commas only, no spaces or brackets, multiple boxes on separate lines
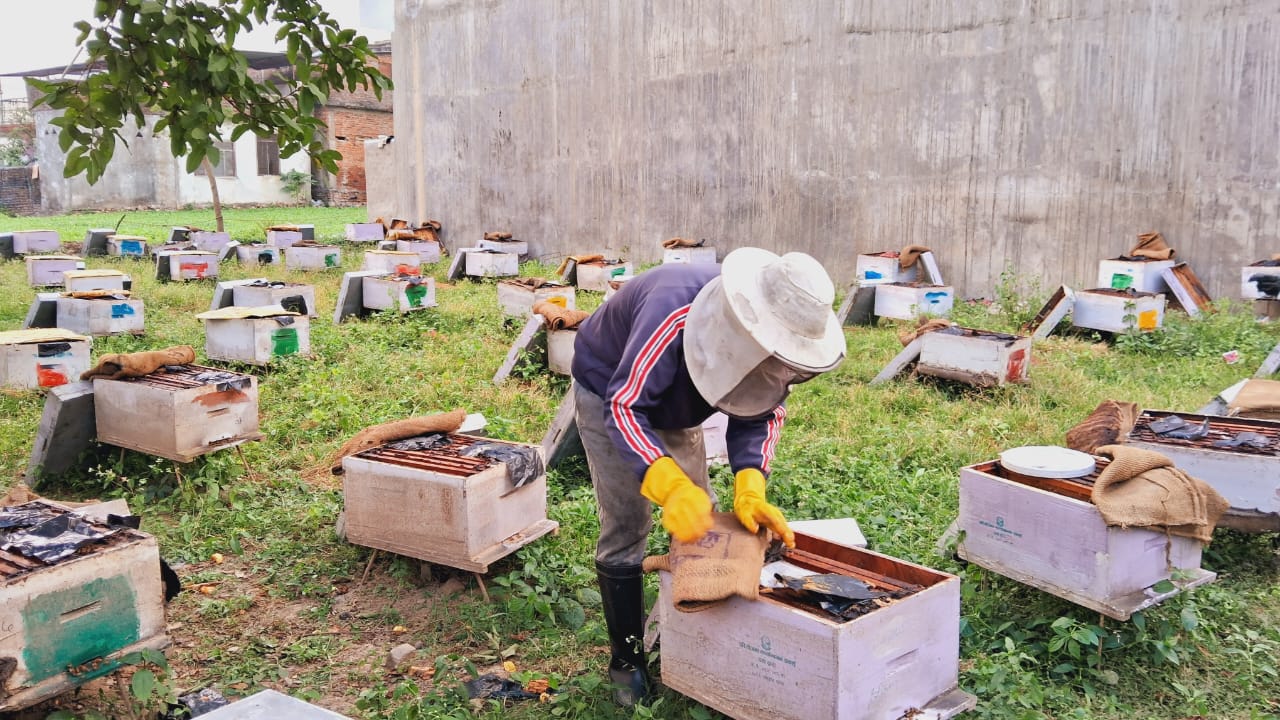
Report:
999,446,1096,479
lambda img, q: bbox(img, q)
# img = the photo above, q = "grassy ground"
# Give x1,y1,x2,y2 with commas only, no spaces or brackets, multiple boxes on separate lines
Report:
1,207,1278,720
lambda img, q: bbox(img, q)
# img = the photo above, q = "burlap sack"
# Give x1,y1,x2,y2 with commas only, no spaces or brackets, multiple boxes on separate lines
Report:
1227,379,1280,420
413,223,440,242
81,345,196,381
387,229,416,241
898,245,931,270
1065,400,1139,454
63,289,133,299
507,277,550,290
388,218,410,230
554,254,606,277
329,408,467,474
897,317,952,346
662,237,702,249
267,224,301,232
290,239,322,247
1129,231,1175,260
484,231,513,241
533,301,591,330
643,513,769,612
1092,445,1229,543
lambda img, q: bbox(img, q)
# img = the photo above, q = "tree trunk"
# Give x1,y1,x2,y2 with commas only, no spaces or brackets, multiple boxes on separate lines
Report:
201,157,225,232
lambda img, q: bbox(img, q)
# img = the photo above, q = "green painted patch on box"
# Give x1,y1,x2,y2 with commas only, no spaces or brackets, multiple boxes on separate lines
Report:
1110,273,1133,290
21,575,140,684
271,327,299,356
324,253,339,268
405,283,428,308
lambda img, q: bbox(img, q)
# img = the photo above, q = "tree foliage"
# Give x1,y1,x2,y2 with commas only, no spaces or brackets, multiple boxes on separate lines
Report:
29,0,391,184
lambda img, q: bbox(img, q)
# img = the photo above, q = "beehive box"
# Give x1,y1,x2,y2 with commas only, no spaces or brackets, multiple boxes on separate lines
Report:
0,502,169,713
496,280,576,317
547,328,576,375
464,249,519,278
342,433,559,572
478,238,528,257
346,222,386,242
1096,258,1175,293
363,249,422,275
285,244,342,271
956,458,1215,619
189,231,231,254
55,296,145,336
0,328,91,390
197,689,353,720
662,246,717,265
656,534,974,720
266,229,303,248
235,244,280,266
164,251,219,281
873,282,954,320
855,252,918,285
603,276,633,301
395,238,442,264
362,275,436,313
232,282,318,317
93,364,262,462
197,306,311,365
25,255,82,287
62,269,127,293
12,230,60,254
1241,261,1280,300
917,326,1031,387
1071,289,1165,333
1125,410,1280,532
576,261,632,292
107,235,149,258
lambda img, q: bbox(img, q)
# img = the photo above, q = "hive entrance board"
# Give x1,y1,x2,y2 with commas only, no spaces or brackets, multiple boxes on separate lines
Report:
1160,263,1212,316
1023,285,1075,339
835,284,877,327
332,271,387,324
492,315,546,384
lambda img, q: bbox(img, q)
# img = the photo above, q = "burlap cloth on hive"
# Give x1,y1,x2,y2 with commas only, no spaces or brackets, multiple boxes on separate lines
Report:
267,224,301,232
484,231,513,241
1065,400,1139,454
555,254,606,277
662,237,703,249
62,289,132,299
1092,445,1228,544
1227,379,1280,420
897,317,953,346
329,408,467,474
533,301,590,330
898,245,931,270
1129,231,1175,261
642,512,769,612
80,345,196,381
507,277,552,290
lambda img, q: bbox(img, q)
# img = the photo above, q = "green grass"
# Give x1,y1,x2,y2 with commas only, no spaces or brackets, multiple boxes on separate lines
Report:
1,207,1278,719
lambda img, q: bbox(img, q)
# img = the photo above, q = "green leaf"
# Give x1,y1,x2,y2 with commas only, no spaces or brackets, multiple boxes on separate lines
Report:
1180,607,1199,631
1151,579,1177,594
131,668,157,702
1050,662,1075,675
1097,669,1119,685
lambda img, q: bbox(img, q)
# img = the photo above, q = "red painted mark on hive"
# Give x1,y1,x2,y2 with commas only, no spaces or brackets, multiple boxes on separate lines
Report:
194,389,248,407
1006,349,1027,381
180,262,209,278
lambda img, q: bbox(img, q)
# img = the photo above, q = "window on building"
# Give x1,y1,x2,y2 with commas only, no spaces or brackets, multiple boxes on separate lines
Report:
209,141,237,177
257,136,280,176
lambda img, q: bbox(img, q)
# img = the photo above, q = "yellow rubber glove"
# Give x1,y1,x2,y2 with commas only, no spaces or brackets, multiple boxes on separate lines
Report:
640,456,713,543
733,468,796,548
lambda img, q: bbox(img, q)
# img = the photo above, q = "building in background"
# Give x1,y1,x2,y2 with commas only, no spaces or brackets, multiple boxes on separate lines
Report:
315,40,394,206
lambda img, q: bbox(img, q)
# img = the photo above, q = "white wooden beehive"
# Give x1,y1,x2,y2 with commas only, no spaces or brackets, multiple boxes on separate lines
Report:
873,282,954,320
478,238,528,256
235,244,280,266
702,411,729,466
345,222,386,242
25,255,82,287
363,249,422,275
464,249,519,278
1241,262,1280,300
1071,289,1165,333
198,308,311,366
395,238,442,264
603,276,633,301
62,269,127,293
917,327,1031,387
93,364,261,463
0,328,91,390
12,230,60,254
662,246,717,265
362,275,436,313
576,261,632,292
232,282,318,318
106,235,149,258
496,280,576,317
0,502,169,713
956,459,1215,620
656,535,973,720
547,328,576,376
165,250,219,281
285,245,342,271
341,434,558,573
266,229,303,248
855,252,918,285
189,231,231,254
55,296,145,336
1096,258,1175,293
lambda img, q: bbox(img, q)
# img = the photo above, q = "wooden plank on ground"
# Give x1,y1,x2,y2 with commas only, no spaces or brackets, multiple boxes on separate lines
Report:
209,278,268,312
220,240,240,262
0,233,13,260
154,252,172,283
493,315,547,384
333,270,386,324
83,229,114,256
1160,263,1212,317
446,248,475,281
27,381,97,487
836,285,878,326
1026,285,1075,339
1256,341,1280,378
541,382,584,468
919,251,944,285
869,337,923,386
559,258,579,285
23,293,59,329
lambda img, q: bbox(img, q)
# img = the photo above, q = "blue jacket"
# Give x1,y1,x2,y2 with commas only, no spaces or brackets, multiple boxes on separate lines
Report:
572,263,785,481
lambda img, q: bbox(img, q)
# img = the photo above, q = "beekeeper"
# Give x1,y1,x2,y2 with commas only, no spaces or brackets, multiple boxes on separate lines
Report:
571,247,848,706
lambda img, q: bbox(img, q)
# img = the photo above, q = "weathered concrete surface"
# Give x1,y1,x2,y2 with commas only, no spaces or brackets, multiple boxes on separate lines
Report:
364,136,398,222
393,0,1280,298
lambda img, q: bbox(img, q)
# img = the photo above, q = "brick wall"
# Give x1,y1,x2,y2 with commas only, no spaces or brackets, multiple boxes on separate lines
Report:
317,47,394,206
0,166,39,215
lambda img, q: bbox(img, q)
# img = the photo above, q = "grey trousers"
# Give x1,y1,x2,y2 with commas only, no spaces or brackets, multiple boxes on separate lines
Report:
575,384,714,566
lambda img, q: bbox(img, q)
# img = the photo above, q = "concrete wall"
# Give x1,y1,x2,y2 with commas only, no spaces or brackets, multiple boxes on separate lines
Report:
393,0,1280,298
35,113,309,213
317,46,395,206
365,136,398,222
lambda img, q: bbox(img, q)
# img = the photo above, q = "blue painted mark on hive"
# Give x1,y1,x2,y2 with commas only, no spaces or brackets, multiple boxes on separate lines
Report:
111,304,135,318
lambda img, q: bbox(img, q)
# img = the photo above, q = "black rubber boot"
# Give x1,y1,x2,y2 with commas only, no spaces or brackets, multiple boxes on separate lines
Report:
596,561,652,707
